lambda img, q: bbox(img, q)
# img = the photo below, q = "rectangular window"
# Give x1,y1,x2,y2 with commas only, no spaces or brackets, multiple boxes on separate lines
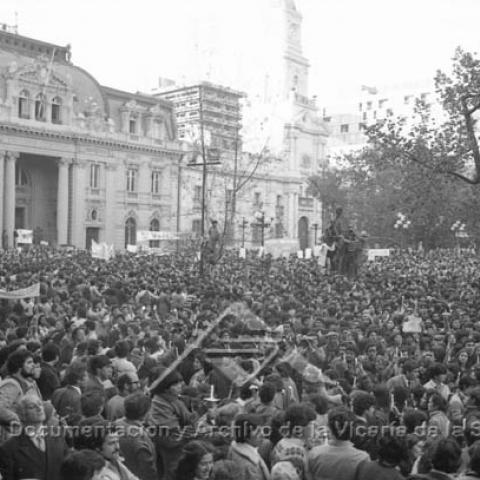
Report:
254,192,261,206
151,171,161,194
276,195,282,206
18,97,29,119
340,124,349,133
129,119,137,134
51,103,61,124
126,169,137,192
226,189,233,204
90,164,100,189
194,185,202,201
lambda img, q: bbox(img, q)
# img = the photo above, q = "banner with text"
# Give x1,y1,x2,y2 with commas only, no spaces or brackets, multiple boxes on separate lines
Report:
16,229,33,244
137,230,179,243
0,283,40,299
367,248,391,261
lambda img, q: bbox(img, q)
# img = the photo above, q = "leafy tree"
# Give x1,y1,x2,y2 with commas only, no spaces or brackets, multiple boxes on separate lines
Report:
367,47,480,185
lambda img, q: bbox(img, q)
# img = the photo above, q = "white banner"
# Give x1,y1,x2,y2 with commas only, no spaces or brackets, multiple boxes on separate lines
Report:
263,238,298,258
305,248,312,259
16,229,33,244
367,248,390,261
91,240,114,260
239,248,246,259
0,283,40,299
137,230,179,242
126,244,138,253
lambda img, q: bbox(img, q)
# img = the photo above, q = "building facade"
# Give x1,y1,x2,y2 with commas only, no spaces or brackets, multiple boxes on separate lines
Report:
324,79,438,157
155,81,244,152
0,29,183,250
158,0,329,250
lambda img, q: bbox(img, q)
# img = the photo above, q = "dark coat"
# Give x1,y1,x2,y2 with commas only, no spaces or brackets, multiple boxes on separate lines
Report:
0,430,68,480
115,418,158,480
37,362,61,400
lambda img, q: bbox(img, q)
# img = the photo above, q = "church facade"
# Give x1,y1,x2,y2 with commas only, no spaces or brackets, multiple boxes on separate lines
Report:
0,30,183,250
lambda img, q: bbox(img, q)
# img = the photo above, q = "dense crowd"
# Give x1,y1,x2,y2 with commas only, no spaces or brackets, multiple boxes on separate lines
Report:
0,246,480,479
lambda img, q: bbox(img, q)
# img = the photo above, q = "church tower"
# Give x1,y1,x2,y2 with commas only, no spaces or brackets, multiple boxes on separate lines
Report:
282,0,310,100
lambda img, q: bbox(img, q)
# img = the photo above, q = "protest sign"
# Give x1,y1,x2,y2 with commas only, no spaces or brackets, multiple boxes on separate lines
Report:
367,249,390,261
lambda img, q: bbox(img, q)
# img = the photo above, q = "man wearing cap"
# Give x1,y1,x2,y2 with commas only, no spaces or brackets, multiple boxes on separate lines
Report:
147,367,196,480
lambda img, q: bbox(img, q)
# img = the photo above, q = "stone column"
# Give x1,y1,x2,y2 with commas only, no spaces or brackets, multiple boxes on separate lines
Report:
70,160,86,248
104,164,117,245
56,158,70,246
4,151,17,248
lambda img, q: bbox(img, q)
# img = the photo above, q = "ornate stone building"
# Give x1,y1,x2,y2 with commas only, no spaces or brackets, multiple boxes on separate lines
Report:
174,0,328,249
0,29,183,249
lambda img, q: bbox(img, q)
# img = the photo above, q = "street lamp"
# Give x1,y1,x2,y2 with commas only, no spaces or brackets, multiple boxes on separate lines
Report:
394,212,411,249
252,211,272,247
239,217,248,248
311,223,319,245
451,220,467,248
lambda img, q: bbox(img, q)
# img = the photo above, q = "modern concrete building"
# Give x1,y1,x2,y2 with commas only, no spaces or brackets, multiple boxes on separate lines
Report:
0,27,183,250
154,81,244,152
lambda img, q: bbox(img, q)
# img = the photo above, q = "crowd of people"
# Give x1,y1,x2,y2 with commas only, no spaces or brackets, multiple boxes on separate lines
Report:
0,245,480,479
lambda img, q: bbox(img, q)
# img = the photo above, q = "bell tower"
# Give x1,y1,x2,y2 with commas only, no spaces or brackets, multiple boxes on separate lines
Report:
282,0,310,99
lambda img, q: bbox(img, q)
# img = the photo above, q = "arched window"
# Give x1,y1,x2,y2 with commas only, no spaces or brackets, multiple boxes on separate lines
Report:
18,89,30,119
91,209,98,222
124,217,136,248
149,218,160,248
51,96,62,124
35,93,46,121
15,165,28,186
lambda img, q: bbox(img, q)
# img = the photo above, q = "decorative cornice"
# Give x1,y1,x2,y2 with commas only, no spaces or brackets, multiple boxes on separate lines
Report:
0,122,183,158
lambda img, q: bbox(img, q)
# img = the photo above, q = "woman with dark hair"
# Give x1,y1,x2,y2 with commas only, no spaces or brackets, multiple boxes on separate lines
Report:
175,440,214,480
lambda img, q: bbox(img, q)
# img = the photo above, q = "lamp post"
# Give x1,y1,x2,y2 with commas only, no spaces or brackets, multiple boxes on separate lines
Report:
394,212,411,249
312,223,319,245
451,220,467,249
252,211,272,247
239,217,248,248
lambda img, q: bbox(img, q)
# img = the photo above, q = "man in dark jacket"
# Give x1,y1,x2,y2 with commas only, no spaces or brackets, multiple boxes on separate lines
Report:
115,392,158,480
37,343,61,401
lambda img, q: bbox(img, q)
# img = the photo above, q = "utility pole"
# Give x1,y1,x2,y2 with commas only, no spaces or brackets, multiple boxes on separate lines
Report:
188,84,221,275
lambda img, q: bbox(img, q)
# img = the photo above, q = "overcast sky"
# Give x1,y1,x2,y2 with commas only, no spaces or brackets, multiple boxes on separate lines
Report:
1,0,479,111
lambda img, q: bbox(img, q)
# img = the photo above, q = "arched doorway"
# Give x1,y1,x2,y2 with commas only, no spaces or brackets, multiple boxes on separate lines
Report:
298,216,309,251
149,218,160,248
124,217,136,248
